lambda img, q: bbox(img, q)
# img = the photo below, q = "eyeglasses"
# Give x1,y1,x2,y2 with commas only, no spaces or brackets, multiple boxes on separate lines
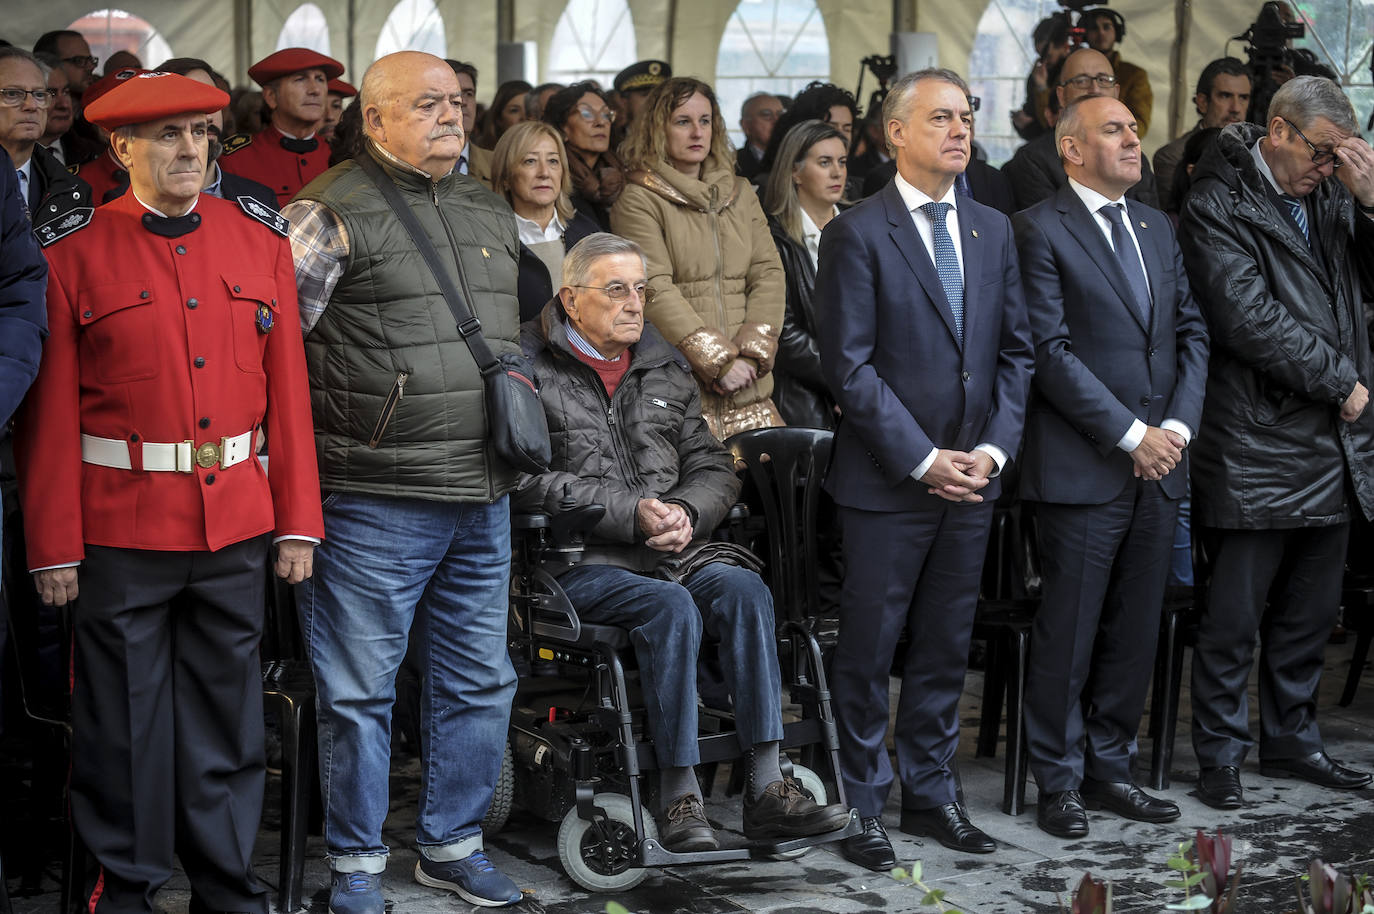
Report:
62,55,99,69
570,281,649,303
1060,74,1119,90
1281,116,1342,168
0,88,53,108
574,106,615,124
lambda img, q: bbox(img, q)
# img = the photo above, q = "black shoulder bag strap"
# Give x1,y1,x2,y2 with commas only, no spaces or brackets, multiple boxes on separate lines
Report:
357,151,500,378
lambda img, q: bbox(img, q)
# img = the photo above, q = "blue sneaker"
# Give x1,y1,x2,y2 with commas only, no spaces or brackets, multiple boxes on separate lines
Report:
414,851,522,907
328,870,383,914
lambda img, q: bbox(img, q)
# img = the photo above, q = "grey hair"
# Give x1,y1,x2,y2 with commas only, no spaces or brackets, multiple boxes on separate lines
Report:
740,91,777,118
561,232,646,289
0,46,47,78
1054,96,1091,160
1269,75,1357,134
880,68,971,155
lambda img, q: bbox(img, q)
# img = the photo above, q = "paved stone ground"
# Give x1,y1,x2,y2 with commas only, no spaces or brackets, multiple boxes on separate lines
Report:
7,640,1374,914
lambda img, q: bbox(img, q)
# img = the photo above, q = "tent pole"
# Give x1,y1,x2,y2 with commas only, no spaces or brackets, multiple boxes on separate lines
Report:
347,0,357,85
1171,0,1192,140
235,0,252,85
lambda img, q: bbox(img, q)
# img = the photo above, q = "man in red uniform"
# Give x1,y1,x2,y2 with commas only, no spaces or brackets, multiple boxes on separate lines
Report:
13,71,324,914
221,47,343,205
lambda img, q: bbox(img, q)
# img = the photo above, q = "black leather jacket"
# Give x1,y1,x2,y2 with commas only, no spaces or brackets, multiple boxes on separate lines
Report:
767,214,835,429
1178,123,1374,528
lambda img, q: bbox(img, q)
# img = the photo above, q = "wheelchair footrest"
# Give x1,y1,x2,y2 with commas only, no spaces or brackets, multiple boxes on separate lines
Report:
638,810,863,866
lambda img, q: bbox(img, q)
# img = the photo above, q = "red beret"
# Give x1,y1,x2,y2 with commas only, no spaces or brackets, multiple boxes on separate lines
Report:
248,48,344,86
84,71,231,131
327,78,357,97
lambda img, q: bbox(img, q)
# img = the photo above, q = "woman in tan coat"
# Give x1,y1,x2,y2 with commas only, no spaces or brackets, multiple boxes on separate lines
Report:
611,77,786,440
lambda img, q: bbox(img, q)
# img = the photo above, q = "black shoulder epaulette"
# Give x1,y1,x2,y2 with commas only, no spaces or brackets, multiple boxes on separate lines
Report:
236,195,288,236
222,133,253,155
34,206,94,247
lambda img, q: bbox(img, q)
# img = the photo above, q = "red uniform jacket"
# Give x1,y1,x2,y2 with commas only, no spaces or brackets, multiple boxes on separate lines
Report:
15,192,325,569
220,129,331,206
71,148,128,205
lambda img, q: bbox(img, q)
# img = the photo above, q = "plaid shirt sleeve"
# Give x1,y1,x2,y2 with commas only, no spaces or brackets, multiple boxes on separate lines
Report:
281,199,349,334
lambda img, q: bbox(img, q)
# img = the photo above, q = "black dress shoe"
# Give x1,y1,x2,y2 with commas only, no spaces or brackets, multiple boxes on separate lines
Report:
658,793,719,852
1036,789,1088,838
899,802,996,854
840,816,897,872
1081,778,1180,823
1197,766,1244,809
1260,750,1372,789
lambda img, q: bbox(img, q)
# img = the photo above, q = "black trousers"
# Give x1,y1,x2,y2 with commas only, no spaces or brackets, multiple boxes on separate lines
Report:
1024,481,1176,792
1190,523,1348,767
72,537,270,914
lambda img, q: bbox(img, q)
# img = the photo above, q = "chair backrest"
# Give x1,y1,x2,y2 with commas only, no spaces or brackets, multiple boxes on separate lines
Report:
726,427,834,626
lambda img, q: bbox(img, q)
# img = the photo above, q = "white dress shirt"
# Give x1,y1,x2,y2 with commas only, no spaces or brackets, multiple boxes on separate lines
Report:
515,210,565,246
892,170,1008,482
1066,177,1192,452
798,204,837,271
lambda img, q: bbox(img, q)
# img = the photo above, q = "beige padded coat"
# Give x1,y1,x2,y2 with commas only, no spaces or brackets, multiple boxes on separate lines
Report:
611,161,785,440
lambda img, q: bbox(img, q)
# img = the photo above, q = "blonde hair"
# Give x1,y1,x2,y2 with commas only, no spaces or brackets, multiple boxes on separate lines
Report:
490,119,575,223
620,77,734,175
763,120,847,246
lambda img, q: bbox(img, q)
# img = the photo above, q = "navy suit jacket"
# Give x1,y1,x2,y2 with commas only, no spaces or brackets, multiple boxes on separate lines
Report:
1013,185,1208,504
816,178,1034,512
0,146,48,427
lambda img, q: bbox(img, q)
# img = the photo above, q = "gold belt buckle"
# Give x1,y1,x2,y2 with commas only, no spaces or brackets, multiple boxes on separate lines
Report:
195,440,223,469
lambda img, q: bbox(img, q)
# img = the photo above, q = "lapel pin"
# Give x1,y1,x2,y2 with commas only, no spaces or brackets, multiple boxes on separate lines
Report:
1139,221,1147,229
971,229,979,238
482,247,490,258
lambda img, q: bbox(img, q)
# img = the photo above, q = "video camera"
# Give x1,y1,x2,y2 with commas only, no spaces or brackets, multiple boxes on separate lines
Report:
1235,1,1305,73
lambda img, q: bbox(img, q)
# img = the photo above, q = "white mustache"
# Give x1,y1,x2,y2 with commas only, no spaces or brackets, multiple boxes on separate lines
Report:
429,125,463,139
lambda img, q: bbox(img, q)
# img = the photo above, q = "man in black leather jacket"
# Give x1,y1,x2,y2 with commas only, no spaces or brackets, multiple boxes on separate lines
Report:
1178,75,1374,809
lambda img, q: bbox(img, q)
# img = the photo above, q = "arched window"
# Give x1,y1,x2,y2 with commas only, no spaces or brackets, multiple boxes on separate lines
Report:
69,9,172,71
715,0,831,149
546,0,637,87
1287,0,1373,138
277,3,331,55
969,0,1063,167
374,0,446,62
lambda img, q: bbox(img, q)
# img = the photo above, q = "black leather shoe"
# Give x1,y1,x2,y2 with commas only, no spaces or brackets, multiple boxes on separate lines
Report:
899,802,996,854
1260,751,1372,789
1036,789,1088,838
1081,778,1180,823
659,793,719,852
1197,766,1244,809
840,816,896,872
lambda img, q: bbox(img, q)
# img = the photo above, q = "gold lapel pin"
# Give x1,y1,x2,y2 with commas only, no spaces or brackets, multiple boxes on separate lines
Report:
482,247,490,258
971,229,979,238
1139,221,1147,229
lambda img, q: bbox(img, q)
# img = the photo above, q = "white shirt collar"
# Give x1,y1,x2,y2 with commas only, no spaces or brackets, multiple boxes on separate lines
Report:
275,124,316,142
1250,137,1285,197
1067,176,1128,214
893,169,959,213
565,318,623,362
515,210,565,246
131,190,198,218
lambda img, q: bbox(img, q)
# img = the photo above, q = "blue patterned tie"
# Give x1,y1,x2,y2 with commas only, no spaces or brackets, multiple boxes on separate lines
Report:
1281,194,1309,245
919,201,964,341
1099,203,1152,324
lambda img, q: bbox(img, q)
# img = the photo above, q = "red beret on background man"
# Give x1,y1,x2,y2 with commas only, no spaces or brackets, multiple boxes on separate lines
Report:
221,47,343,204
14,69,323,914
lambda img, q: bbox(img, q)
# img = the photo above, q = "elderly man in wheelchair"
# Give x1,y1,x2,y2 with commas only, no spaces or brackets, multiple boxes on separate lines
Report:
514,232,850,854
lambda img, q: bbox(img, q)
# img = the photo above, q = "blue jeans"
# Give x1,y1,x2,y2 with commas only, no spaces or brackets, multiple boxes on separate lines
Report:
297,493,516,873
556,561,784,767
1168,494,1194,586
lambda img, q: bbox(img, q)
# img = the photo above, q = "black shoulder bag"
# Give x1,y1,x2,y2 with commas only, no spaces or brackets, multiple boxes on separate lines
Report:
358,153,551,474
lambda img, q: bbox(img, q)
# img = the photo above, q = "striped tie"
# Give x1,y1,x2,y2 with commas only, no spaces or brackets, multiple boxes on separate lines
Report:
919,201,964,341
1281,194,1309,245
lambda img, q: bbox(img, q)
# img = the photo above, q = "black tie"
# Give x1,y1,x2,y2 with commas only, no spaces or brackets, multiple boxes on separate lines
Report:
1099,203,1151,324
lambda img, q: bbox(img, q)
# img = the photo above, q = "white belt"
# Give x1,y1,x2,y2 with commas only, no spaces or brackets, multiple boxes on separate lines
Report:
81,429,258,473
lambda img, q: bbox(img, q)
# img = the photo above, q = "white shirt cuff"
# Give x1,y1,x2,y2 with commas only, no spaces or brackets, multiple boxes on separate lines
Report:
974,443,1007,477
31,562,80,572
273,535,321,546
910,447,939,482
1117,418,1147,452
1161,418,1193,446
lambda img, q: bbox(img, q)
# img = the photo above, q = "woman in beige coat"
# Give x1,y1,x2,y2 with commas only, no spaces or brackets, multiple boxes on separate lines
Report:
611,77,786,440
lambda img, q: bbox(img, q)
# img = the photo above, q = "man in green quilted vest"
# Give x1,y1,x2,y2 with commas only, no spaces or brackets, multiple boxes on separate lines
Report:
282,50,524,913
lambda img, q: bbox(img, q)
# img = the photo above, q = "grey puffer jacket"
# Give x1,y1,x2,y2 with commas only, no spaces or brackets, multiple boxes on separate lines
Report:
514,299,742,572
1178,122,1374,529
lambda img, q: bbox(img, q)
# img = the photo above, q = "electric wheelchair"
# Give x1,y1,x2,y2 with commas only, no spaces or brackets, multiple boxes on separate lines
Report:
495,431,861,893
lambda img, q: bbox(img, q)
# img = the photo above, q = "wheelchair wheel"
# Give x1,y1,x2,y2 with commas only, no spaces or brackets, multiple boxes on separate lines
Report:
482,741,515,837
556,793,655,893
768,764,827,861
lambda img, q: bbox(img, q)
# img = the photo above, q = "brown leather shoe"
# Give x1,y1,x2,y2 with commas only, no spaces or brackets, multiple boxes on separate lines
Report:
742,777,852,840
659,793,718,852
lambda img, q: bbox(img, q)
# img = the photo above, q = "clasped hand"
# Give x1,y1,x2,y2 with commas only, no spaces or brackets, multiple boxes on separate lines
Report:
921,449,994,503
1131,427,1185,481
638,498,693,553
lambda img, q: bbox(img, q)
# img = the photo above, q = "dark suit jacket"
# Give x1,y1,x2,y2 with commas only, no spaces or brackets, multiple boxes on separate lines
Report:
862,155,1016,218
1003,132,1160,212
816,179,1035,512
1013,185,1208,503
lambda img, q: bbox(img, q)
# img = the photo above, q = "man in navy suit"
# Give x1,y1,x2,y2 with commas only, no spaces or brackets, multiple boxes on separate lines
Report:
816,68,1034,869
1013,95,1208,839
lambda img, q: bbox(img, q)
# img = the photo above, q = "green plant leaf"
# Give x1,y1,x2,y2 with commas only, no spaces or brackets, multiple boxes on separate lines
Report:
911,861,923,883
922,888,946,903
1164,896,1214,910
1167,858,1195,871
605,903,632,914
891,867,908,882
1165,879,1190,889
1185,872,1208,887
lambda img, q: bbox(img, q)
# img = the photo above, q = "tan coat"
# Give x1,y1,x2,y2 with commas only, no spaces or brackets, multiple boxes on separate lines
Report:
611,162,785,439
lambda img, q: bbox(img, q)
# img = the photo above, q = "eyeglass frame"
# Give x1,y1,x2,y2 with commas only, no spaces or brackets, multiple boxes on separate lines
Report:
1281,116,1342,169
0,87,54,108
1059,73,1119,90
62,55,99,69
568,281,650,303
573,105,616,124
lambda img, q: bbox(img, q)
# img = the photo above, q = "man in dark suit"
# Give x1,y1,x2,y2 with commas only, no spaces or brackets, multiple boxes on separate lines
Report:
1013,95,1209,839
816,68,1034,869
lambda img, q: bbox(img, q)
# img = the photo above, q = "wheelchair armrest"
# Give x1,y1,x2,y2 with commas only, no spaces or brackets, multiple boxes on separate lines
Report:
528,567,582,643
550,504,606,541
513,513,550,530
